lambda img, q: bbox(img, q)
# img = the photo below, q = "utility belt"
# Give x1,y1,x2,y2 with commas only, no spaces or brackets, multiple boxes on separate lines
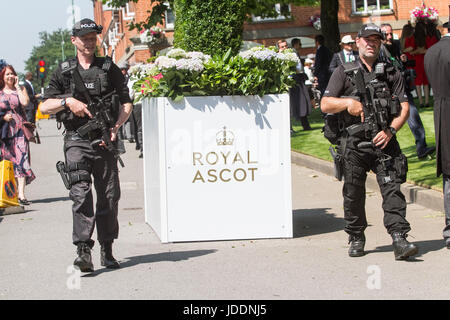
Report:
64,130,86,142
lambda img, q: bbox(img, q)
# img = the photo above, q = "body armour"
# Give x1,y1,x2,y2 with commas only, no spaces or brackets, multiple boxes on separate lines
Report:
56,56,118,131
323,60,400,144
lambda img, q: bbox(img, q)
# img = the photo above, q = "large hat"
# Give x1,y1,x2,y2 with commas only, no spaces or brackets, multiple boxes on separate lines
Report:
72,18,103,37
357,23,383,39
341,35,355,44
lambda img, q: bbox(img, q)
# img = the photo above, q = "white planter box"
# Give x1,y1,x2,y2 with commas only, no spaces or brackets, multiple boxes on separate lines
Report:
142,94,292,242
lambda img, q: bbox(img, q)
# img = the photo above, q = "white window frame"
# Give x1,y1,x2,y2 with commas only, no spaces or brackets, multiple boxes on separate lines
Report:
164,1,175,30
252,3,291,22
122,3,135,21
352,0,393,15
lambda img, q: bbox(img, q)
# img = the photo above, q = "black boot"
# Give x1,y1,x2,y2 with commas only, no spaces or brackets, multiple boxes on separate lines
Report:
100,241,120,269
74,243,94,272
391,232,419,260
348,234,365,257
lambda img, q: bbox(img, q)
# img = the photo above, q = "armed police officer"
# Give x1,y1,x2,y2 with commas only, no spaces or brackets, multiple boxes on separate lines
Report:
40,19,133,272
321,24,419,260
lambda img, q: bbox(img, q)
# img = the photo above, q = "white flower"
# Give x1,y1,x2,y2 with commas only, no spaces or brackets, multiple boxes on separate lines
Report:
186,51,211,62
166,48,187,59
175,58,204,72
277,51,300,64
155,56,177,69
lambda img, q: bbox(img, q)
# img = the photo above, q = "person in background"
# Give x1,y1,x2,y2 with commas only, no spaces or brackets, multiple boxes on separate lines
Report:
380,23,435,160
403,21,430,108
329,35,359,75
118,63,136,144
22,71,40,123
0,65,35,206
313,34,332,96
127,64,143,158
424,18,450,249
291,38,312,131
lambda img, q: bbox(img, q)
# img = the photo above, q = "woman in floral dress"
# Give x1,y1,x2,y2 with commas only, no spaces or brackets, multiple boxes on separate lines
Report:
0,65,35,205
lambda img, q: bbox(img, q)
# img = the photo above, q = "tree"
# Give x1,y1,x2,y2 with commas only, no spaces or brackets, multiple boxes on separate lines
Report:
24,29,75,90
102,0,340,54
320,0,340,53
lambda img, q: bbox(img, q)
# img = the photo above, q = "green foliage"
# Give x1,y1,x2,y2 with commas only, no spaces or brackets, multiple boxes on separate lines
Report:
103,0,321,55
130,47,298,102
173,0,246,57
24,29,75,90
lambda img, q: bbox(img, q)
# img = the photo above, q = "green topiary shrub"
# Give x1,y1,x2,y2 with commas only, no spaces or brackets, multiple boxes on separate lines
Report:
173,0,246,57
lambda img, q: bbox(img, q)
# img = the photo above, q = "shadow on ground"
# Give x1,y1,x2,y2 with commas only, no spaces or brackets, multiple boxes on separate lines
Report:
83,249,217,277
30,196,71,204
367,239,445,260
293,208,345,238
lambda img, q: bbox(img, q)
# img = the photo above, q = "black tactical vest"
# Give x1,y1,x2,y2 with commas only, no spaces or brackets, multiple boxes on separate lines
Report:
57,56,115,131
340,60,399,128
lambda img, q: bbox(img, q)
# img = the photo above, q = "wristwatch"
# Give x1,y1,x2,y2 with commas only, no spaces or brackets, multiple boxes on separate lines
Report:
60,98,67,108
389,126,397,136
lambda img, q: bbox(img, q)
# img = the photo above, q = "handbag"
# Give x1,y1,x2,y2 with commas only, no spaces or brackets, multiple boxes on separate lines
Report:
22,121,39,143
10,106,41,144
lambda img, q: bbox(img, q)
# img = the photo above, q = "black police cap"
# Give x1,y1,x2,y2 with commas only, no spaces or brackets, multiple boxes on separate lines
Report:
72,18,103,37
357,23,384,40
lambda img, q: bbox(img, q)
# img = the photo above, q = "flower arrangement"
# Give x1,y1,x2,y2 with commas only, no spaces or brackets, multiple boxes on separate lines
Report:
309,14,321,30
410,4,439,25
131,46,299,102
139,26,166,45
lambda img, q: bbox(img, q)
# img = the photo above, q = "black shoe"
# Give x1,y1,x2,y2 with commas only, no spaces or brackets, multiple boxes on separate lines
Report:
348,234,366,257
100,241,120,269
18,198,30,206
445,240,450,249
391,232,419,260
74,243,94,272
139,152,143,158
418,146,435,159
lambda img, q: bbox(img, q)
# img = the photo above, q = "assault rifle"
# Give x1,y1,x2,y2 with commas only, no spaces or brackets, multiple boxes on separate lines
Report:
70,67,125,168
343,63,400,181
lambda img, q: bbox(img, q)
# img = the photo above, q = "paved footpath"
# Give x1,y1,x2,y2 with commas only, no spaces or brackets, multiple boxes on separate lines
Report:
0,119,449,300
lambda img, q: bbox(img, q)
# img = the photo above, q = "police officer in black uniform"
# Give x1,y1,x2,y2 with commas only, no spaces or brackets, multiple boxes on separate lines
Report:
321,24,419,260
40,19,133,272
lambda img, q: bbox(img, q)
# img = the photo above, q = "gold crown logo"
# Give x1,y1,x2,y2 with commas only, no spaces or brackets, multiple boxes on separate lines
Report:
216,126,234,146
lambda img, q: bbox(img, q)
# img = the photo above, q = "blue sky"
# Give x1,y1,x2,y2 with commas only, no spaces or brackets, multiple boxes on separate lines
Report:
0,0,94,74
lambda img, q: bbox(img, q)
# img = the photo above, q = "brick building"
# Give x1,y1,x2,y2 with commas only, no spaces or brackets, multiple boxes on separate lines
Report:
92,0,449,65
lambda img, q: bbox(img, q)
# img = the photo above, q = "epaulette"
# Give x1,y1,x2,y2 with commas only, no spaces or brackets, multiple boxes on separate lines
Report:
101,56,113,72
60,58,77,75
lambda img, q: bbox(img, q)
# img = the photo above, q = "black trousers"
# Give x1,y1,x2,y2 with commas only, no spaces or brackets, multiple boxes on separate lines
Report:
341,137,411,237
64,137,121,248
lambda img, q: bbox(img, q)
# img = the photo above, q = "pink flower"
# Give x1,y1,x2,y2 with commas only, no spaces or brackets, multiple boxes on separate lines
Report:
153,73,163,80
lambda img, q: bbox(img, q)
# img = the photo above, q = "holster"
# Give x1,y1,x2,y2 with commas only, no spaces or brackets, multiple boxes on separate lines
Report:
329,145,343,181
56,161,71,190
56,161,92,190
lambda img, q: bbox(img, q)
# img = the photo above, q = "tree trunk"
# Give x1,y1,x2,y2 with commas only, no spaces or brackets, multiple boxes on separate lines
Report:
320,0,340,53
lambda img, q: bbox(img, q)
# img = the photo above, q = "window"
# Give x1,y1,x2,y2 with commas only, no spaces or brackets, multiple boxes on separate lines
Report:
252,3,291,22
165,3,175,30
353,0,392,14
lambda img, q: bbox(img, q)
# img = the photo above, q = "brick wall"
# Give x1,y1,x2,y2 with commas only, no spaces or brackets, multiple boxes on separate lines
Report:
94,0,449,64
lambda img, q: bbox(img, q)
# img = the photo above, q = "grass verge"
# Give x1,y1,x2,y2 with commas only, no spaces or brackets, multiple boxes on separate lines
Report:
290,100,442,192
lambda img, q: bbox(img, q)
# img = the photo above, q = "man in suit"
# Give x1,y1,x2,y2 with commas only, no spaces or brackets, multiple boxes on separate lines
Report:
424,17,450,249
329,35,358,75
313,34,332,96
23,72,40,123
